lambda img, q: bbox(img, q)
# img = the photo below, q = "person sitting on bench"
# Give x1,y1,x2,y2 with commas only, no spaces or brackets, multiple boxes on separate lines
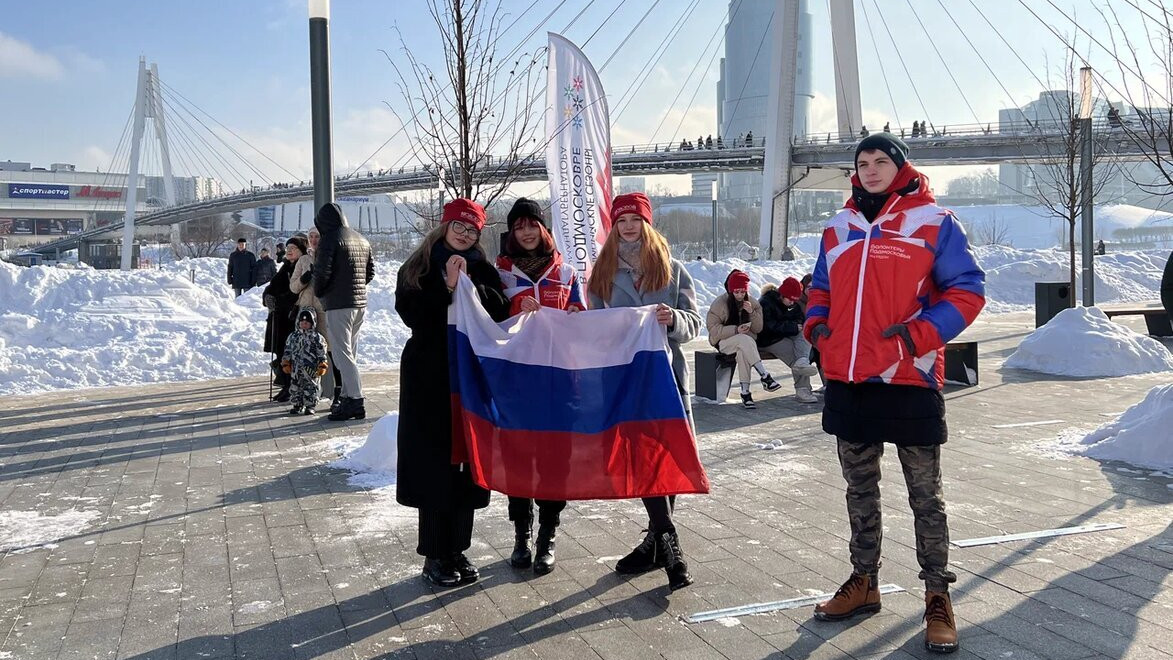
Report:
706,269,782,409
758,277,820,404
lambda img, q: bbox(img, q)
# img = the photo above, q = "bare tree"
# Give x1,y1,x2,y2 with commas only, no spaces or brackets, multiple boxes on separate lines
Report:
972,213,1013,247
172,214,234,258
384,0,544,222
1006,53,1121,306
1094,1,1173,197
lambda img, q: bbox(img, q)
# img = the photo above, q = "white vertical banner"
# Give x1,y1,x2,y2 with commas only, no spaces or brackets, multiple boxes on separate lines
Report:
545,32,613,282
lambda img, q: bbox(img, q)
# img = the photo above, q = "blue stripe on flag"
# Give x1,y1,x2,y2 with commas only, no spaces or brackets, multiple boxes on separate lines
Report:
448,327,686,434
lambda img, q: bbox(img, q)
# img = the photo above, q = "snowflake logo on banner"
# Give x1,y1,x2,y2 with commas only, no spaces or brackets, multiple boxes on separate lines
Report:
571,75,584,92
563,105,574,120
563,84,575,100
563,75,588,130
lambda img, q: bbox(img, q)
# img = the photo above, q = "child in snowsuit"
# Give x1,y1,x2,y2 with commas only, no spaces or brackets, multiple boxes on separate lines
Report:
282,308,329,415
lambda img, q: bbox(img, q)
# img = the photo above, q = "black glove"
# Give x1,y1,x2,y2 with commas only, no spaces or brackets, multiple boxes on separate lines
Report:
299,269,313,285
263,294,276,311
883,323,916,355
811,323,831,348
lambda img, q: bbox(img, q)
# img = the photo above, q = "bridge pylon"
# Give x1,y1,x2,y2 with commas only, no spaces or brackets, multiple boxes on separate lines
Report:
121,57,177,270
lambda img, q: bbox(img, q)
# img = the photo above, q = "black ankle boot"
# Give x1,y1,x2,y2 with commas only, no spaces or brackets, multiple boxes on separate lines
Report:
509,519,533,569
422,557,461,588
658,531,693,591
533,524,556,576
451,553,479,584
615,530,667,574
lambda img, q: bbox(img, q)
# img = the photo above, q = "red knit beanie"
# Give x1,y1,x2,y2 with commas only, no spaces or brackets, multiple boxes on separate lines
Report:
726,269,750,292
442,199,486,230
780,277,803,300
611,192,653,225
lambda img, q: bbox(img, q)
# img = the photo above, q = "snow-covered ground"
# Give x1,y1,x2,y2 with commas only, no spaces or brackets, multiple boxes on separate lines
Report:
2,206,1170,395
1005,307,1173,377
1046,384,1173,471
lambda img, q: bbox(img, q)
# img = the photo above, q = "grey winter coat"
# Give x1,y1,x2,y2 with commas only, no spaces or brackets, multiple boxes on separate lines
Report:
588,259,703,419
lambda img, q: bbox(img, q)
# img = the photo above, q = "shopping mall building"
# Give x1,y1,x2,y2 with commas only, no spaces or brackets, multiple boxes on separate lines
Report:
0,159,220,251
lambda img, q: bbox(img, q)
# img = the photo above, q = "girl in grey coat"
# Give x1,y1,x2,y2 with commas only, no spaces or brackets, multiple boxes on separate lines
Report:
587,192,702,592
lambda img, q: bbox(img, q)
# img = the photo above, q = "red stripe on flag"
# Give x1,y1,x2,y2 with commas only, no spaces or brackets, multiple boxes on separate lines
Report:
450,394,709,500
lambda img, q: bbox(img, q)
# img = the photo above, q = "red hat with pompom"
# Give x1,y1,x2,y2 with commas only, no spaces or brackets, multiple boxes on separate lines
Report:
780,277,803,300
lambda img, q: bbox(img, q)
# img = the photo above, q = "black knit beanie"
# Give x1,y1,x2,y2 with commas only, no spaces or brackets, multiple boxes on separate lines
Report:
854,132,909,170
507,198,545,231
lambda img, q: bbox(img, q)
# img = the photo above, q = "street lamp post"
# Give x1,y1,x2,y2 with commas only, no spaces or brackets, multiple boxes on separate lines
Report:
309,0,334,213
711,181,719,261
1078,66,1095,306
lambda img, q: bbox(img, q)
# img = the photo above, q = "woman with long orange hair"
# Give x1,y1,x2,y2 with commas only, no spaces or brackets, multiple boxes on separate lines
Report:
587,192,702,592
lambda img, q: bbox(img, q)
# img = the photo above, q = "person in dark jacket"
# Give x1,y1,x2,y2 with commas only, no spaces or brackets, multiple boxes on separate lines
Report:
756,277,819,403
1161,250,1173,322
395,199,510,588
312,203,376,421
227,238,257,297
253,248,277,285
262,243,301,402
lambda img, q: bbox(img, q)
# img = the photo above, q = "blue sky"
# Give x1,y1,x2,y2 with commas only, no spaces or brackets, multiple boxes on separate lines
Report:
0,0,1159,189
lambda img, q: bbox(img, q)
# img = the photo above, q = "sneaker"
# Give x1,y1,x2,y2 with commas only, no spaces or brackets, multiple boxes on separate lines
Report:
813,573,881,621
795,388,818,404
303,407,316,415
288,405,305,416
741,393,757,409
760,374,782,392
924,591,959,653
791,360,820,377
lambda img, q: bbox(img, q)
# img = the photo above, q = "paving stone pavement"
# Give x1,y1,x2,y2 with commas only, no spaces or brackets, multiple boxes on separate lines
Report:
0,312,1170,660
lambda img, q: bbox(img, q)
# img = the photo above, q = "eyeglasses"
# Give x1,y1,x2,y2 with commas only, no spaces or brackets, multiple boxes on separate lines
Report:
451,222,481,238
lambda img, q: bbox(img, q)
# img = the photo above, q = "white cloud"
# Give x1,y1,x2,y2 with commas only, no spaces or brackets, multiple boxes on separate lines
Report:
0,32,64,80
78,145,112,172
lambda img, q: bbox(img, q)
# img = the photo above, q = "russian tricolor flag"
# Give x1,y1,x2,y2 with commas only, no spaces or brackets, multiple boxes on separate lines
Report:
448,274,709,500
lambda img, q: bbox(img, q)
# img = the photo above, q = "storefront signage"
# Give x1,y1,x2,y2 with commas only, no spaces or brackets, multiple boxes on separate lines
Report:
77,186,123,199
7,184,70,200
0,218,83,235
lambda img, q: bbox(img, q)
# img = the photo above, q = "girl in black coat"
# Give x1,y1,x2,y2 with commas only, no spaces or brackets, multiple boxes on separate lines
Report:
262,241,302,402
394,199,510,588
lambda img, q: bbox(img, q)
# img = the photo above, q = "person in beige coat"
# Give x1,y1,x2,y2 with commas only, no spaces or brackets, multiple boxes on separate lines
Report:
706,269,782,408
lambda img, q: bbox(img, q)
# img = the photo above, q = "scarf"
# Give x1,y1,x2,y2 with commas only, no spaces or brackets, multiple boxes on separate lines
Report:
847,163,931,222
430,239,484,283
617,240,643,284
512,253,554,283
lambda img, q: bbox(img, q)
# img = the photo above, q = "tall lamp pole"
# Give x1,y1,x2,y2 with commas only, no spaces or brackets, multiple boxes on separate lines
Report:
1078,66,1095,306
711,181,719,261
309,0,334,213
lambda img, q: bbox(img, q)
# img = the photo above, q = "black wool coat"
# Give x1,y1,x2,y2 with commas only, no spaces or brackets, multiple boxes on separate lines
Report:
394,256,510,511
262,261,299,355
1161,250,1173,320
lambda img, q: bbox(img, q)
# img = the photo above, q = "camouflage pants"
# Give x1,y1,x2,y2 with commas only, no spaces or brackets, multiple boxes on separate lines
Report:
836,438,957,592
289,367,321,408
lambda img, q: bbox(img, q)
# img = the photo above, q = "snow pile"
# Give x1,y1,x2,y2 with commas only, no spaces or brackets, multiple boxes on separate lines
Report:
1005,307,1173,377
952,203,1173,250
1052,385,1173,470
0,509,102,552
331,412,399,486
975,246,1168,313
0,259,269,395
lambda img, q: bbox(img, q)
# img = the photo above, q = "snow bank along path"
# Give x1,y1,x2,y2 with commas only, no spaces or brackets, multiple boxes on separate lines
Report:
1049,384,1173,471
1005,307,1173,377
1,241,1169,395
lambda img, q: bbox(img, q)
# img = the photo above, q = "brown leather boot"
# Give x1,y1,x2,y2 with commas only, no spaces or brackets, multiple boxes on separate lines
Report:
813,573,881,621
924,591,959,653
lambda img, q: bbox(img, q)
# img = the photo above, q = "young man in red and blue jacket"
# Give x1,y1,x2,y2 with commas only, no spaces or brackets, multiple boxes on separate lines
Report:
804,133,985,654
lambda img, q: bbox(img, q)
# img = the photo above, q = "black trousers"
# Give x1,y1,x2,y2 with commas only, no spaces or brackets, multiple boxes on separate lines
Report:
508,496,567,527
642,495,676,534
417,507,474,558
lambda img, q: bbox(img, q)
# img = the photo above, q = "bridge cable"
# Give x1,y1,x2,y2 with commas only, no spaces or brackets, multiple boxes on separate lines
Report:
157,80,299,181
157,83,283,184
902,0,982,126
666,12,737,147
857,0,902,130
1038,0,1171,107
936,0,1022,113
598,0,663,72
964,0,1049,96
649,3,740,144
159,94,254,192
718,0,767,138
87,103,135,217
611,0,701,124
583,0,627,49
866,0,932,129
162,99,248,194
353,0,570,176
